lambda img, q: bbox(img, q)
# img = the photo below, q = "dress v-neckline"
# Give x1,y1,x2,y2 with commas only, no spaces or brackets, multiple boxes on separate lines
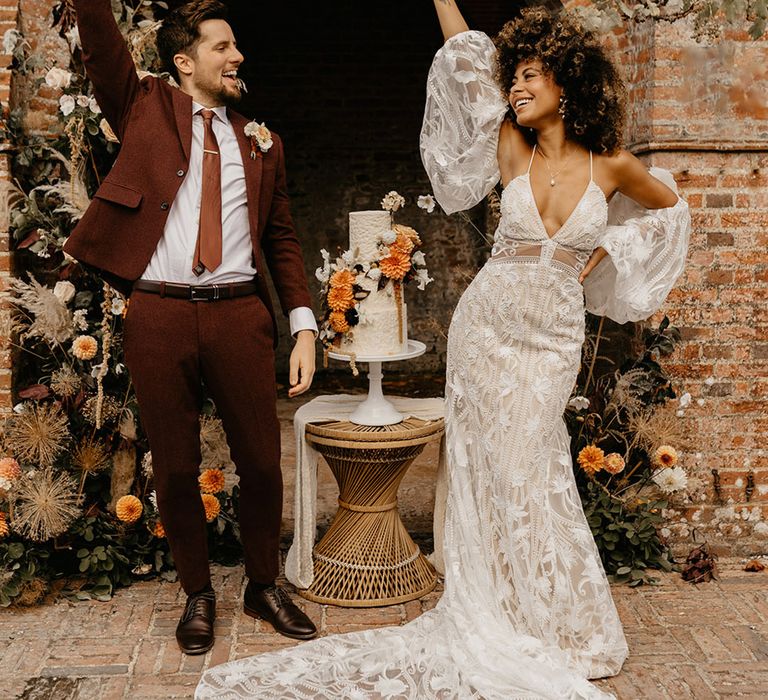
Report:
525,174,599,241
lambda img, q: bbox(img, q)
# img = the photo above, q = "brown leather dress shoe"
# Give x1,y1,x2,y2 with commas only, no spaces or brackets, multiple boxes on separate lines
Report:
175,590,215,655
244,583,318,640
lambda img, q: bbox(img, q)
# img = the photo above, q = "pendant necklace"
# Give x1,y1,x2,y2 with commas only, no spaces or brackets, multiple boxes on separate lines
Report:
538,146,572,187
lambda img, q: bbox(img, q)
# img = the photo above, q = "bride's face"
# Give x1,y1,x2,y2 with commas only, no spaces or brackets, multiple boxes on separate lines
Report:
509,60,562,128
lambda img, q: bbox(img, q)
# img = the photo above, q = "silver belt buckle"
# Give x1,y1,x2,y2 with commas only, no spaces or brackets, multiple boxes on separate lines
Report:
189,286,209,302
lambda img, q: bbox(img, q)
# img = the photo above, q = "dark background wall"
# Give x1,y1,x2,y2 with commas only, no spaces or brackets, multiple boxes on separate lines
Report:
221,2,524,374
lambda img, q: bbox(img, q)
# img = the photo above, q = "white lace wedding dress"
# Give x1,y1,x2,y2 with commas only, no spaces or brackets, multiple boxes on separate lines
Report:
196,31,690,700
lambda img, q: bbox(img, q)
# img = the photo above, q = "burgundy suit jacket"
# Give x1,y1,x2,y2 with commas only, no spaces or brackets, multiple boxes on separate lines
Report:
64,0,313,343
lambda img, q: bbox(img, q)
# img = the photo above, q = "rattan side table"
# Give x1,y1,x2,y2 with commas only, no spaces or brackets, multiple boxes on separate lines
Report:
299,417,444,607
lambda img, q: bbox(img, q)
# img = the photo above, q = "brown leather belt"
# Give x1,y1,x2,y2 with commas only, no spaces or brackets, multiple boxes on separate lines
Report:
132,279,259,301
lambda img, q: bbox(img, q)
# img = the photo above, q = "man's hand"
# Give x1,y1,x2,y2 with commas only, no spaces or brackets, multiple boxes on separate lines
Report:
579,247,608,284
288,330,316,398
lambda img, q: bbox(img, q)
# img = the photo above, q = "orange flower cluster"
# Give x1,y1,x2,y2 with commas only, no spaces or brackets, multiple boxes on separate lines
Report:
199,468,226,494
603,453,625,475
577,445,604,476
329,311,350,333
0,457,21,481
393,224,421,248
0,512,9,539
328,284,355,311
201,493,220,522
115,495,143,524
653,445,678,469
330,269,355,288
379,251,411,280
153,521,166,538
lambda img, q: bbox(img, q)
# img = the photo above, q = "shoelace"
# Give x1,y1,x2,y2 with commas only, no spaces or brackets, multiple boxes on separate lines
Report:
263,586,292,609
182,591,215,623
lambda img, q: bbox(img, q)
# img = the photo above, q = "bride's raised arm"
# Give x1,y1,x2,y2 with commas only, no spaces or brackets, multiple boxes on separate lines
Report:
421,3,508,214
433,0,470,41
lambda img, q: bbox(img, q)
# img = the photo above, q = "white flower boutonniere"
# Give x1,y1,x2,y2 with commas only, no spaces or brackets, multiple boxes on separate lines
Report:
244,121,273,159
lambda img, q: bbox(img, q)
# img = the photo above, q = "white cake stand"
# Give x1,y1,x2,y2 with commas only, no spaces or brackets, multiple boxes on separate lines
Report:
327,340,426,426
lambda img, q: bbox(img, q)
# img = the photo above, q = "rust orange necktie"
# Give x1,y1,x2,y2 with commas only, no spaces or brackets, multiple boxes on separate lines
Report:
193,109,222,275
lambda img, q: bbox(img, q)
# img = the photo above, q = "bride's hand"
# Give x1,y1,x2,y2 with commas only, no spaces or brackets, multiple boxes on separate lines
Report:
579,247,608,284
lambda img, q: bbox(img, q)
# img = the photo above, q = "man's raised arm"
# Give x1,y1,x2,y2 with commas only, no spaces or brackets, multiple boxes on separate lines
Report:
73,0,142,140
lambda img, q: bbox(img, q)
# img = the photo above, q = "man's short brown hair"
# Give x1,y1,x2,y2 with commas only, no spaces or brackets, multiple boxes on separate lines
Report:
156,0,229,82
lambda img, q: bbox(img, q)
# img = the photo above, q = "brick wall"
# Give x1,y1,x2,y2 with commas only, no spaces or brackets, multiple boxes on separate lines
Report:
2,1,767,551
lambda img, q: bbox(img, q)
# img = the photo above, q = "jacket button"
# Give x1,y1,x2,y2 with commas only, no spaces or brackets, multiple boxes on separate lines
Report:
177,169,185,177
160,202,169,210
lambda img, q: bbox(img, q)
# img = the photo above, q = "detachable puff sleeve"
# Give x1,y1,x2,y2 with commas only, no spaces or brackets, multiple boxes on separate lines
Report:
583,168,691,324
420,30,508,215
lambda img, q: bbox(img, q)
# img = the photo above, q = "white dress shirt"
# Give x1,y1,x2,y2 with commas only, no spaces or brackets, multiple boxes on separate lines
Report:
140,102,317,337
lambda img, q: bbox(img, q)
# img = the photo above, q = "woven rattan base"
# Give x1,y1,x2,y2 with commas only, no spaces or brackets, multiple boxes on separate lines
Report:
300,418,444,607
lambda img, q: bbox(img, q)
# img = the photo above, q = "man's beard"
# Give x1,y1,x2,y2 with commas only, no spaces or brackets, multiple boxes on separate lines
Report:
198,77,244,107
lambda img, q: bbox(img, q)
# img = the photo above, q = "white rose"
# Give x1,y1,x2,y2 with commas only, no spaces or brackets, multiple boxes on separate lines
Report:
412,250,426,266
88,96,101,114
53,280,76,304
59,94,76,116
45,66,72,90
417,194,436,213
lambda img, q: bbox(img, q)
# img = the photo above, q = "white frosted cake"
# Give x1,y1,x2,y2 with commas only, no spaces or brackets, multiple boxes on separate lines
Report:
340,210,408,357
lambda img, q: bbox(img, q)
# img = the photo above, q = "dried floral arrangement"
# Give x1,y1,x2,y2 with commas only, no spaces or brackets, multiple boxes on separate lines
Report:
315,192,434,353
0,2,243,607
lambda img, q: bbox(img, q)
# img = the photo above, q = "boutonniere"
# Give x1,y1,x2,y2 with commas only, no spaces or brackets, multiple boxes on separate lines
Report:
244,120,273,159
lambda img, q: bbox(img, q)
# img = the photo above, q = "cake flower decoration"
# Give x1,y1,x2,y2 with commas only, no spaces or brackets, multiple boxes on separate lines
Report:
244,120,273,159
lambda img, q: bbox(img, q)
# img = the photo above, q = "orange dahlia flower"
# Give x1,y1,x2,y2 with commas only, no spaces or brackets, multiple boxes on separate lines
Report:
329,311,350,333
330,268,356,288
0,457,21,481
327,285,355,311
577,445,605,476
379,252,411,280
115,495,143,524
201,493,221,522
393,224,421,247
653,445,678,469
604,453,626,475
0,512,9,538
199,468,226,494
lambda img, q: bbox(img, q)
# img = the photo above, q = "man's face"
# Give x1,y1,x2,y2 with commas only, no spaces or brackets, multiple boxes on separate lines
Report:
179,19,244,106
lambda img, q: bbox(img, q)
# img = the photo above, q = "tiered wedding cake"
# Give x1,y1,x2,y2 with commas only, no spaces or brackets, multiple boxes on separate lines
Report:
339,211,408,357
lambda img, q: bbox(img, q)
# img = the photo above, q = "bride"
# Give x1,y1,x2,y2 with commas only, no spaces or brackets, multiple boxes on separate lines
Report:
196,3,689,698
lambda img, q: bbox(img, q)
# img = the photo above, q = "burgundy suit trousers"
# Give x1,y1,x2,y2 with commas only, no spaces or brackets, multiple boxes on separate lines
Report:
123,290,282,594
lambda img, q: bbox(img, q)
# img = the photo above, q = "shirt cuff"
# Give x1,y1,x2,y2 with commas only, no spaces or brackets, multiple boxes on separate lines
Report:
289,307,318,338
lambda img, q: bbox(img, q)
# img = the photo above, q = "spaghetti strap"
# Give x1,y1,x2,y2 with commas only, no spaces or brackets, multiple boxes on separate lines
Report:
589,151,593,181
527,145,537,174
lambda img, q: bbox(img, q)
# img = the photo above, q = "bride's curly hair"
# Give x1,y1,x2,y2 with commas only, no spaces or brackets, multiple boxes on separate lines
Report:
494,8,626,154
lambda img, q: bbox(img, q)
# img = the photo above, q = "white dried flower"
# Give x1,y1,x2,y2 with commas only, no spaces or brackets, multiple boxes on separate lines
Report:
99,119,119,143
678,392,691,408
53,280,76,304
110,297,125,315
415,268,433,291
65,25,80,51
417,194,436,213
45,67,72,90
412,250,426,266
315,266,330,283
2,28,22,55
652,466,688,494
341,249,354,266
76,94,90,108
568,396,590,411
88,96,101,114
72,310,89,332
367,267,382,282
381,191,405,212
59,94,76,116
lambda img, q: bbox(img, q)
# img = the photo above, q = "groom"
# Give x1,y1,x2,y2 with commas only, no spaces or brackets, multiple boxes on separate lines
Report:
64,0,319,654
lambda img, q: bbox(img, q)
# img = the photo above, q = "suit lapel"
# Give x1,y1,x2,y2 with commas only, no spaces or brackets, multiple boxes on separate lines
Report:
228,109,263,241
172,88,193,162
